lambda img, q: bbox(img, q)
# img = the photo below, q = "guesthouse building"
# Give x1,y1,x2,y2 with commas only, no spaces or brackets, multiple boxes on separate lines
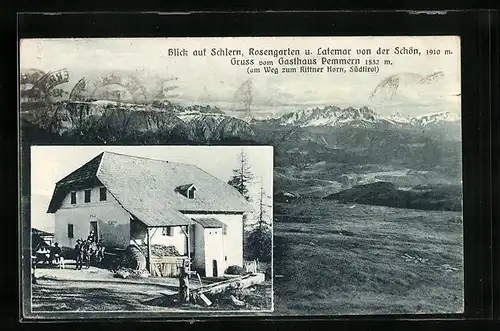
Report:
47,151,251,277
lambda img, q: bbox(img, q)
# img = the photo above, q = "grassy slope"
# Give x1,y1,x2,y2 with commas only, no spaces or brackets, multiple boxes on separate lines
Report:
325,182,462,211
273,199,463,315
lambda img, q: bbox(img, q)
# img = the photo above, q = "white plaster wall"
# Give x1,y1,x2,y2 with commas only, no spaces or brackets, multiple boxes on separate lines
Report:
54,186,131,248
219,214,244,270
203,228,224,277
183,213,244,274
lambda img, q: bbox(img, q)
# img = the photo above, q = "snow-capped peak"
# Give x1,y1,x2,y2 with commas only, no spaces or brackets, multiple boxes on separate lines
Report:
410,111,461,126
265,106,461,128
274,105,381,128
385,112,412,124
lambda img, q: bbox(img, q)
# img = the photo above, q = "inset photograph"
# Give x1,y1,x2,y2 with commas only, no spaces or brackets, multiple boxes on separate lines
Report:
29,146,273,313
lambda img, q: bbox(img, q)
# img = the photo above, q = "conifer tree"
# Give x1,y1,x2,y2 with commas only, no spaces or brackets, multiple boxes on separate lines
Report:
228,150,254,201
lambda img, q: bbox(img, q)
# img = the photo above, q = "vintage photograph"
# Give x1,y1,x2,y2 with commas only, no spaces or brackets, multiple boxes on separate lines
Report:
29,146,273,313
20,36,462,316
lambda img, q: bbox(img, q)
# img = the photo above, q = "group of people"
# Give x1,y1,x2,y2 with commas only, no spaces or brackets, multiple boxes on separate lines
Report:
34,242,62,265
74,230,105,270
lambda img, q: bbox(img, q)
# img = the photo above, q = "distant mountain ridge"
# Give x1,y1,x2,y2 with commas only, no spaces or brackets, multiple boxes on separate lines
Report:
21,99,255,143
258,105,460,129
21,99,463,212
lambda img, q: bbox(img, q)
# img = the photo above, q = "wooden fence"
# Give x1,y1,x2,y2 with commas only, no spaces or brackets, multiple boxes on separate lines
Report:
244,260,259,273
150,256,187,277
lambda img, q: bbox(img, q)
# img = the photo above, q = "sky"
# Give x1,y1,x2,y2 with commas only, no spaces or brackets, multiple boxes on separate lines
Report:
20,36,461,118
31,146,273,232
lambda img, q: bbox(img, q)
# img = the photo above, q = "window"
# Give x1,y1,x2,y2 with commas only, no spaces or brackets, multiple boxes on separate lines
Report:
84,189,91,203
222,223,227,235
67,224,74,238
99,187,107,201
176,184,196,198
70,192,76,204
162,227,173,236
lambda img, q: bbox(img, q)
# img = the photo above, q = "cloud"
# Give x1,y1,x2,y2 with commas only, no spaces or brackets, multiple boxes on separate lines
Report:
367,71,461,116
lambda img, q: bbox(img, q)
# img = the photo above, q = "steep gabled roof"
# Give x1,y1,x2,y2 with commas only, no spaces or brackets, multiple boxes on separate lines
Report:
47,151,252,226
192,217,225,228
47,153,104,213
97,152,251,213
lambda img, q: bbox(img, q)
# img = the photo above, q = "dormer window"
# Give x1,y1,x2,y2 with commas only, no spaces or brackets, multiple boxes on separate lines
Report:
176,184,197,199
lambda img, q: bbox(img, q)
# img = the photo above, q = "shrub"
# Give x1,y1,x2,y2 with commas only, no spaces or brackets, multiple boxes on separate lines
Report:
245,228,272,262
225,265,245,275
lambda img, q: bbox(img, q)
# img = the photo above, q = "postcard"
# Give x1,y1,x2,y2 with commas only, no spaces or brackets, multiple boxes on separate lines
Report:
20,36,462,318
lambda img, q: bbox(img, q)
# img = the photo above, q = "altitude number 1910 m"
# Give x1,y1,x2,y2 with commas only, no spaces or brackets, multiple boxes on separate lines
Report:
426,49,454,56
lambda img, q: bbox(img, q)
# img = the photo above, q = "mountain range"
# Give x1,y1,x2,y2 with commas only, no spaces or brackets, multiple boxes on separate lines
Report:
21,99,461,140
21,99,255,143
255,105,460,129
21,99,462,211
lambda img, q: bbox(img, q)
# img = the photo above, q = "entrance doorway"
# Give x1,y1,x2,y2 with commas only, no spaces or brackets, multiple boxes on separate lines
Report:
212,259,218,277
90,221,98,242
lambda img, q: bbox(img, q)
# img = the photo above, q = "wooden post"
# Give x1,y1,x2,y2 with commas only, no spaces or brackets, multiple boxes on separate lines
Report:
179,262,189,302
146,227,152,273
181,226,191,271
31,256,37,284
187,225,191,270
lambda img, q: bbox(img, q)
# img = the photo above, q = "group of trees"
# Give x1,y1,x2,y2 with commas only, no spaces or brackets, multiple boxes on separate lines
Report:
227,151,272,263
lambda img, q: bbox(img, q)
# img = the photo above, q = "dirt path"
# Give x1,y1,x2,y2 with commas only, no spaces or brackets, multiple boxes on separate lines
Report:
32,278,185,312
31,270,272,313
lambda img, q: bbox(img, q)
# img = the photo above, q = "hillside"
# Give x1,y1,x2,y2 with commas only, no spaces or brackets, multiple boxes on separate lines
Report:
273,198,463,314
324,182,462,211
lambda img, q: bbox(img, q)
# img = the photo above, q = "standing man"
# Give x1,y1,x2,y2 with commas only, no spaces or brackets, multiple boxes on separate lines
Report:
50,242,62,264
75,239,84,270
96,239,105,264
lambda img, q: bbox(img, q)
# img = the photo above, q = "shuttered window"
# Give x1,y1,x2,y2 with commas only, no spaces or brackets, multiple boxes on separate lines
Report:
162,227,173,236
84,189,91,203
99,187,107,201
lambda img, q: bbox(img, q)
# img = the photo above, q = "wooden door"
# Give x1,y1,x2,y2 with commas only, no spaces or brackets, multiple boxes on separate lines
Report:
212,259,218,277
